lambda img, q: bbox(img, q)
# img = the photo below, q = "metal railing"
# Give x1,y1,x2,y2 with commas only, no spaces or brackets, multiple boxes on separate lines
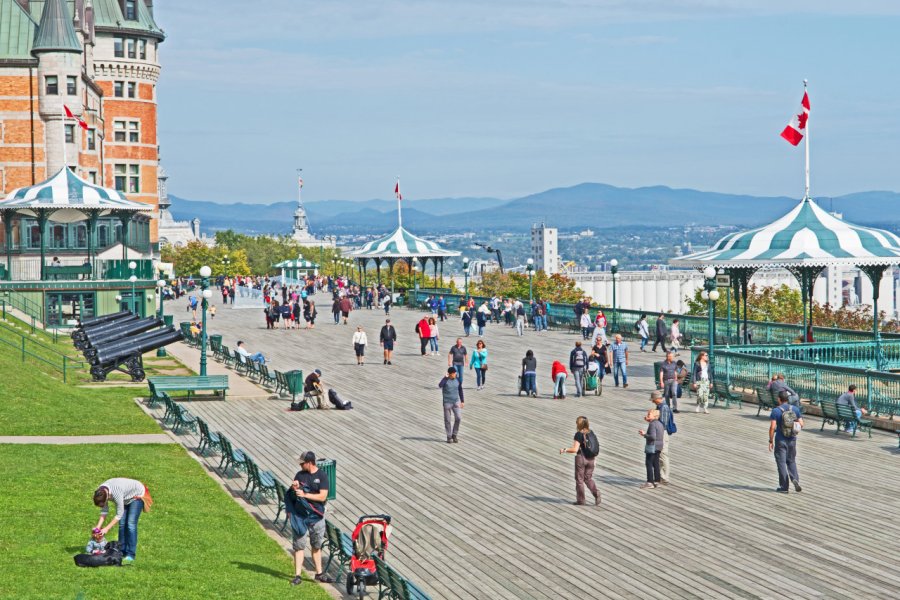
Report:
0,319,86,382
709,340,900,371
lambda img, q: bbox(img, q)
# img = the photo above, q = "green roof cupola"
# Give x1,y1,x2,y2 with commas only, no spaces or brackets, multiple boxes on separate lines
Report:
31,0,82,55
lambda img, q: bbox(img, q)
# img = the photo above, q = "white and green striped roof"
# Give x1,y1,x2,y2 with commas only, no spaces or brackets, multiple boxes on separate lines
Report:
273,257,318,269
351,226,460,259
2,167,149,213
674,198,900,268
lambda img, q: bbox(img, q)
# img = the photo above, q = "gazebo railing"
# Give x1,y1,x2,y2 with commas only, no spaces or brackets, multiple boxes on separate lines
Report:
5,258,152,281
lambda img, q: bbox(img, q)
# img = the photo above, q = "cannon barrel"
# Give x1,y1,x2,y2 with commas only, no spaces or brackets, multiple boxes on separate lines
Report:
87,326,173,362
76,310,133,330
72,314,140,341
92,328,182,366
82,317,162,348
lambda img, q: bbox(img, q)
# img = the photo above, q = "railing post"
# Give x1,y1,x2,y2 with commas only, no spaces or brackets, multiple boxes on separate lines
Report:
63,355,67,384
30,316,35,334
865,370,873,412
766,350,772,380
814,359,820,404
1,300,4,320
21,336,25,362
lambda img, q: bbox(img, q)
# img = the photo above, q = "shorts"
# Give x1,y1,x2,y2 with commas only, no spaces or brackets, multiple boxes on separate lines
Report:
341,311,350,318
354,343,365,357
383,340,394,351
292,518,326,551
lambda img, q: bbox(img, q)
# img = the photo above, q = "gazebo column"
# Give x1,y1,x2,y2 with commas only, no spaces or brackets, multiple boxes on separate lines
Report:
433,258,438,288
87,211,99,281
3,211,12,281
729,268,757,344
388,258,396,299
859,264,889,371
119,213,133,263
440,258,444,288
37,209,50,281
376,261,382,286
787,266,826,342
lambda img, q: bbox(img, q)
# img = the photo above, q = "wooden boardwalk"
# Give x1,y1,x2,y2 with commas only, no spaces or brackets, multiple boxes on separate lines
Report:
163,299,900,599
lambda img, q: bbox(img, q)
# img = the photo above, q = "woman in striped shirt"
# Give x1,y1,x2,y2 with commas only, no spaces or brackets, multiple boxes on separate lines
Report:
93,477,152,563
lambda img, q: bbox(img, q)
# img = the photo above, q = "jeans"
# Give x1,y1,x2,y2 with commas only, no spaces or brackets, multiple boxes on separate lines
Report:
333,312,340,324
572,368,584,396
660,433,670,482
477,325,484,336
774,438,799,490
516,318,524,336
555,373,567,397
118,498,144,559
663,380,678,409
613,362,627,386
522,373,536,395
846,409,862,433
645,451,661,483
250,352,266,365
452,364,464,385
475,367,486,387
429,337,439,352
581,327,591,339
443,403,462,438
463,324,471,336
420,337,429,355
575,454,599,504
640,336,648,351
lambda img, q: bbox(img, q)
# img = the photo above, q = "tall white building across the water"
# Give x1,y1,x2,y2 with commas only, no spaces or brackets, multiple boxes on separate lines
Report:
531,223,558,275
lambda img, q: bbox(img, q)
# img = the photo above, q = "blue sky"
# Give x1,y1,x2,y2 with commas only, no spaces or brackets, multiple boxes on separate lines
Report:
156,1,900,204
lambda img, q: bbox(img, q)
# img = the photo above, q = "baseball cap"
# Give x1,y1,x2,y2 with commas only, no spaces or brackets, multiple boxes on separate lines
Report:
314,369,322,375
300,451,316,464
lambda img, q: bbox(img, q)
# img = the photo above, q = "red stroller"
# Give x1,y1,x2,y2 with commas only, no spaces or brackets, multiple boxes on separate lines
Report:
346,514,392,599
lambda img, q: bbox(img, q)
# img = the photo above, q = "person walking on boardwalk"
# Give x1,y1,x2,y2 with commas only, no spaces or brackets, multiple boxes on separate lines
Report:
439,367,465,443
339,295,353,325
331,297,341,324
289,451,333,586
448,338,468,384
551,360,568,399
650,391,674,485
769,392,803,493
515,301,526,336
461,309,473,337
379,319,397,365
652,314,668,352
569,341,589,397
352,326,368,365
610,334,629,388
692,351,711,414
416,315,432,357
92,478,153,564
659,352,679,412
639,410,664,489
428,316,440,356
637,314,649,351
521,349,537,397
470,339,488,390
560,416,601,505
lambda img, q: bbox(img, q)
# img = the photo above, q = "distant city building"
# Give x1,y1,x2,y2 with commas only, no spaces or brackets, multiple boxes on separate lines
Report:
157,165,210,247
290,174,335,248
531,223,558,275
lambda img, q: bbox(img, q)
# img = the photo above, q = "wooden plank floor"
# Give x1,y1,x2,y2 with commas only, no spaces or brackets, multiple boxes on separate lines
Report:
163,298,900,599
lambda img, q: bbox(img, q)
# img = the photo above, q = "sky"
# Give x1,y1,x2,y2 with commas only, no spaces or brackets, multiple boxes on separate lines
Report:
155,1,900,204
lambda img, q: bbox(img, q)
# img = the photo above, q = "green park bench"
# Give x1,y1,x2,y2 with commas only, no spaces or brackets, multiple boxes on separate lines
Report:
196,418,222,456
819,399,841,433
712,379,742,409
45,264,91,279
755,386,777,417
374,555,433,600
217,434,247,477
323,520,353,582
836,404,874,438
148,375,229,400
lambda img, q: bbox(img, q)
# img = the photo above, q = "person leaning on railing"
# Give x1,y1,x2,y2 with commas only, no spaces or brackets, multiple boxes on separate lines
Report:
767,374,800,407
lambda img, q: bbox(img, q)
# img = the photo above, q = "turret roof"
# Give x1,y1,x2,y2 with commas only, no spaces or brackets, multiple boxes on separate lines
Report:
92,0,164,39
31,0,82,55
0,0,38,60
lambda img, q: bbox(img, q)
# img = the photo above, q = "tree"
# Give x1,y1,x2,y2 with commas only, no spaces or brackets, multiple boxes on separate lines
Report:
161,241,251,277
475,271,583,302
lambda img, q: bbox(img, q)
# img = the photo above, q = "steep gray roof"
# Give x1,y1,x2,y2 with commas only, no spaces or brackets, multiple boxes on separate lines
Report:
31,0,81,55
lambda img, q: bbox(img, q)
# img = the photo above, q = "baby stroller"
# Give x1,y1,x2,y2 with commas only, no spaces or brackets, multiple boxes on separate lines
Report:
517,375,537,397
585,361,602,396
346,514,392,599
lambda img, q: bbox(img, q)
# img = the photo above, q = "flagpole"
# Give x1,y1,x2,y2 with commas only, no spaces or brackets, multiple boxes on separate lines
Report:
61,105,67,169
804,79,810,199
396,177,402,229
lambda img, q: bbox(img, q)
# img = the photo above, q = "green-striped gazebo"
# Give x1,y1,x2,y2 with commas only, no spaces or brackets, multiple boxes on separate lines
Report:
350,225,459,291
672,196,900,350
273,256,319,282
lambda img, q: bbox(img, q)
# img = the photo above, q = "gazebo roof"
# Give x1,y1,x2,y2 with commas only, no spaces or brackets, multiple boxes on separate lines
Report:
1,168,150,221
350,226,460,259
672,197,900,268
273,257,318,269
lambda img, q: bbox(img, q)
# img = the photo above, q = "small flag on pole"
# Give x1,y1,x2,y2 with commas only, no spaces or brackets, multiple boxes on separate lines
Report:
298,177,303,188
394,181,402,201
780,91,810,146
64,105,88,131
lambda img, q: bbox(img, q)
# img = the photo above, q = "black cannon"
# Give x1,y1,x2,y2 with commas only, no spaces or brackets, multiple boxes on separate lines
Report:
72,313,139,342
76,317,162,352
89,328,177,365
77,310,133,329
89,328,183,382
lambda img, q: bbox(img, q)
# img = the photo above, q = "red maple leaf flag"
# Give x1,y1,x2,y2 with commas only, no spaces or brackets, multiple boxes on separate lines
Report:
64,105,89,131
394,181,402,201
780,91,810,146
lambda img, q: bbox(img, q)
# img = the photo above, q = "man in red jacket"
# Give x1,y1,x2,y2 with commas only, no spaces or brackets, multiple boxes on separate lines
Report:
415,315,432,357
338,295,353,325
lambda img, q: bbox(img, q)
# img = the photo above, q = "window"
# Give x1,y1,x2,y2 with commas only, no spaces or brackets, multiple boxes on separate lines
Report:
87,171,97,183
86,129,96,150
127,38,136,59
66,76,77,95
113,120,139,142
45,75,58,95
139,39,147,60
125,0,137,20
128,164,140,193
114,37,124,57
127,82,136,98
114,164,127,191
114,81,124,97
64,124,75,143
114,120,126,142
129,121,139,142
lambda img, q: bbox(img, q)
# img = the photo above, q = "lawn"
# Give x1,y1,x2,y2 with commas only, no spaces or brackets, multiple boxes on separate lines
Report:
0,444,332,600
0,342,159,435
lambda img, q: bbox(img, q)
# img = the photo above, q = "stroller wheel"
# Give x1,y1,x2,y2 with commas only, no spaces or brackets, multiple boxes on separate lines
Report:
346,573,355,595
356,579,367,599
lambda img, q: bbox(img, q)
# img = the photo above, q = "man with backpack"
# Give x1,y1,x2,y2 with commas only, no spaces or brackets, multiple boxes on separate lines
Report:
569,341,589,397
289,451,333,586
769,391,803,493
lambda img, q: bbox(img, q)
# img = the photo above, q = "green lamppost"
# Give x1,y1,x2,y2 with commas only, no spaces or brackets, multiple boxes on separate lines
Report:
702,265,719,373
463,257,470,301
413,262,419,297
222,254,231,278
610,259,619,330
128,260,137,314
526,258,534,302
199,265,212,377
156,278,167,357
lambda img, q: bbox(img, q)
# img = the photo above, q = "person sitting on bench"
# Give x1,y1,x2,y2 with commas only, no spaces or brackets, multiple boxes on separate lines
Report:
235,340,266,365
304,369,326,409
767,373,800,407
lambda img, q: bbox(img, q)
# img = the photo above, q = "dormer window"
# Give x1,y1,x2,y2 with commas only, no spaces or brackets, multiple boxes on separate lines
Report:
124,0,137,20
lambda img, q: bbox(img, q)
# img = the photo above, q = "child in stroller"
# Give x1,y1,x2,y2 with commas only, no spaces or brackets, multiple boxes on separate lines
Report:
346,514,392,599
584,360,602,395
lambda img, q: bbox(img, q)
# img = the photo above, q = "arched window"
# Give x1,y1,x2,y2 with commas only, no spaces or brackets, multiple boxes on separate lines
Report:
75,224,87,248
51,225,67,248
97,224,109,247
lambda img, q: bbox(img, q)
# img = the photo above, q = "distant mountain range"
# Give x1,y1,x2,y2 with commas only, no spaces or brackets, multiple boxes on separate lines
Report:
168,183,900,235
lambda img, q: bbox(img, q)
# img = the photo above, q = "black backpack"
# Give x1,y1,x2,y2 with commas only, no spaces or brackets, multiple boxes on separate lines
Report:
328,388,353,410
74,541,123,568
582,431,600,458
634,319,641,332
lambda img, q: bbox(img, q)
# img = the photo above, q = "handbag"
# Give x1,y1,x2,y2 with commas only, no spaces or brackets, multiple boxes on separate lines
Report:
481,364,488,372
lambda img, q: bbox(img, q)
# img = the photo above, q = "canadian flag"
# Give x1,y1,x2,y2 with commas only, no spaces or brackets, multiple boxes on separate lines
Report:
780,91,810,146
64,105,88,131
394,181,402,201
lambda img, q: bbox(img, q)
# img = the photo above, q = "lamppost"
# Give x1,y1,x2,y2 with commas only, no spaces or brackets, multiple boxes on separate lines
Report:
463,257,470,300
526,258,534,302
127,260,137,314
610,259,619,330
199,265,212,377
702,266,719,372
412,262,419,296
156,279,167,357
222,254,231,279
115,294,122,312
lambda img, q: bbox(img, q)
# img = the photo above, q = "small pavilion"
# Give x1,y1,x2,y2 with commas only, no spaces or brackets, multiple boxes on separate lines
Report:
272,256,319,283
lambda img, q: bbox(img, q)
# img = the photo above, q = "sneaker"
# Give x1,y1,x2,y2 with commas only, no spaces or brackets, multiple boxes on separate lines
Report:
673,409,680,413
792,479,802,492
383,359,387,364
595,494,602,506
290,575,303,586
388,361,392,365
447,437,452,443
639,482,656,489
695,405,701,413
703,408,709,414
623,384,629,389
572,501,585,505
122,556,134,565
775,488,789,494
314,573,334,584
451,435,458,443
659,480,669,486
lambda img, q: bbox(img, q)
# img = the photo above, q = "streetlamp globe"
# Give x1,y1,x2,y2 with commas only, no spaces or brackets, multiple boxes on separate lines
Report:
709,289,720,301
610,259,618,268
202,289,213,299
701,290,709,300
129,275,137,283
526,258,534,268
199,265,212,278
115,295,122,301
703,266,716,279
156,279,165,289
128,260,137,270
